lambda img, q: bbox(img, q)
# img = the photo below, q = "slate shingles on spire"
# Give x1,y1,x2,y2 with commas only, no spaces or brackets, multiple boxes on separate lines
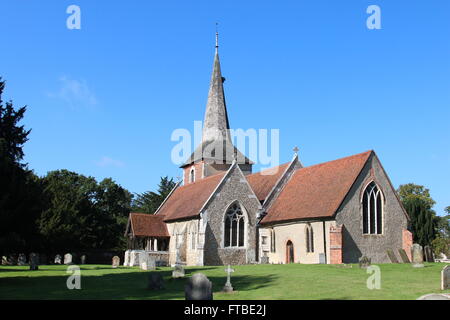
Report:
181,34,252,167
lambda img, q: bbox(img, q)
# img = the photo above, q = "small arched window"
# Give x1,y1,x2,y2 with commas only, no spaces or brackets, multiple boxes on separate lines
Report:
224,202,246,248
189,168,195,183
362,181,383,235
306,224,314,253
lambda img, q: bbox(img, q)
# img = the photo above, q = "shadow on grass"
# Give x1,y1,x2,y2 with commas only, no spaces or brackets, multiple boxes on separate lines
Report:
0,268,278,300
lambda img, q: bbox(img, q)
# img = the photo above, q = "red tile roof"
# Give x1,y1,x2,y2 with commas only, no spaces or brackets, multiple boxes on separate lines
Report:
261,151,372,224
247,162,291,201
129,212,170,237
158,172,226,222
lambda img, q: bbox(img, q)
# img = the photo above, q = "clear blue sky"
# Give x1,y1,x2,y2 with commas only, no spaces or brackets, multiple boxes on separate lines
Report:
1,1,449,215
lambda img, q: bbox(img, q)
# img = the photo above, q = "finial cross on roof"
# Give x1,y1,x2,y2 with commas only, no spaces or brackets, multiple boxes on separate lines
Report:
293,146,299,154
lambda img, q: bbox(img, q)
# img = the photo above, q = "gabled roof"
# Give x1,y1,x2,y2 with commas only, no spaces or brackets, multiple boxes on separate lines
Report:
157,172,227,222
260,151,373,225
128,213,170,237
247,162,291,201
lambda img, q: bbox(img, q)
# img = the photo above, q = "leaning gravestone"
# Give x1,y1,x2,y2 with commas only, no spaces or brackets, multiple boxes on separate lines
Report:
29,253,39,271
424,246,435,263
124,250,130,267
18,254,27,266
185,273,213,300
386,249,399,263
54,254,62,264
359,255,371,268
441,265,450,291
112,256,120,268
172,264,185,278
398,249,411,263
411,244,424,268
148,273,165,290
64,253,73,265
80,255,87,264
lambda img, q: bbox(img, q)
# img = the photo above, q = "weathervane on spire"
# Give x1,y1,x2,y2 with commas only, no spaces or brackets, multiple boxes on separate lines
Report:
215,22,219,51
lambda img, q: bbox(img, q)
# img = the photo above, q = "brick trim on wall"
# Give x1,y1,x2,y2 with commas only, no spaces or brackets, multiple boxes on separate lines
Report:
329,225,343,264
402,229,413,261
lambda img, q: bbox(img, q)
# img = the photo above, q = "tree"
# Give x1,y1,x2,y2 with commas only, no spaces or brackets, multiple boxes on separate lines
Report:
38,170,132,252
397,183,438,247
0,78,42,254
132,176,176,214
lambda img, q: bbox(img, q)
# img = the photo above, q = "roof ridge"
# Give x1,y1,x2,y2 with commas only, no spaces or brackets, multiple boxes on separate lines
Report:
247,161,291,177
177,171,227,189
299,150,372,171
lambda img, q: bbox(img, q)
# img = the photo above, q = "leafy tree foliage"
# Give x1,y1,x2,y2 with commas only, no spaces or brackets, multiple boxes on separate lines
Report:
0,78,42,254
38,170,132,252
397,183,438,247
132,176,176,214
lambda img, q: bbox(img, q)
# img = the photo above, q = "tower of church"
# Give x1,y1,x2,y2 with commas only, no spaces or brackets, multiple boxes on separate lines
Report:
181,32,252,184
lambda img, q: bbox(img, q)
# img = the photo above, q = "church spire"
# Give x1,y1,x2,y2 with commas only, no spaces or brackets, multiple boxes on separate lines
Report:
202,29,230,143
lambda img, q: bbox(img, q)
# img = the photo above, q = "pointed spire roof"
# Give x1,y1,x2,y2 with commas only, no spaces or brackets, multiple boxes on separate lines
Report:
181,31,252,168
202,32,230,143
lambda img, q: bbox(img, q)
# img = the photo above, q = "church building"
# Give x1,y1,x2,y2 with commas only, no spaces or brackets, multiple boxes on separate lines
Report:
125,34,412,266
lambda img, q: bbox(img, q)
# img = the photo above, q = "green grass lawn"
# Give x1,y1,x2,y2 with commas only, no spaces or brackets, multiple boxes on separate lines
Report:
0,263,448,300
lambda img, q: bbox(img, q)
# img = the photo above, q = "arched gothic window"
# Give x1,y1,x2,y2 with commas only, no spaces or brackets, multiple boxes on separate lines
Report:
224,202,246,248
189,168,195,183
362,182,383,235
306,224,314,253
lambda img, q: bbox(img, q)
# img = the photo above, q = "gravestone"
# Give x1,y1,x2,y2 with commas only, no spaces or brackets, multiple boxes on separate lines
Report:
318,253,326,264
139,252,150,270
64,253,73,265
29,253,39,271
39,254,48,265
148,273,165,290
124,250,130,266
147,256,156,271
260,256,269,264
441,265,450,291
417,293,450,300
18,253,27,266
54,254,62,264
80,255,86,264
398,249,411,263
112,256,120,268
424,246,435,263
223,265,235,293
358,255,371,268
172,264,185,278
130,250,142,267
8,254,17,265
411,244,424,268
386,249,399,263
1,256,8,265
185,273,213,300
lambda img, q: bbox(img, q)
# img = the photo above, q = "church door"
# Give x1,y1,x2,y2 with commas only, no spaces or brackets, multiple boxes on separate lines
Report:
286,241,294,264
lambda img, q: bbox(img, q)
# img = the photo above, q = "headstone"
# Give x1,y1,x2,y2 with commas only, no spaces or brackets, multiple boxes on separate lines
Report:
172,264,185,278
185,273,213,300
411,244,424,268
8,254,17,265
130,250,142,267
80,255,87,264
64,253,73,265
358,255,371,268
112,256,120,268
148,273,165,290
386,249,399,263
260,256,269,264
1,256,8,265
54,254,62,264
424,246,435,263
223,265,235,293
124,250,130,266
318,253,326,264
139,252,150,270
18,253,27,266
441,265,450,291
39,254,48,265
29,253,39,271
